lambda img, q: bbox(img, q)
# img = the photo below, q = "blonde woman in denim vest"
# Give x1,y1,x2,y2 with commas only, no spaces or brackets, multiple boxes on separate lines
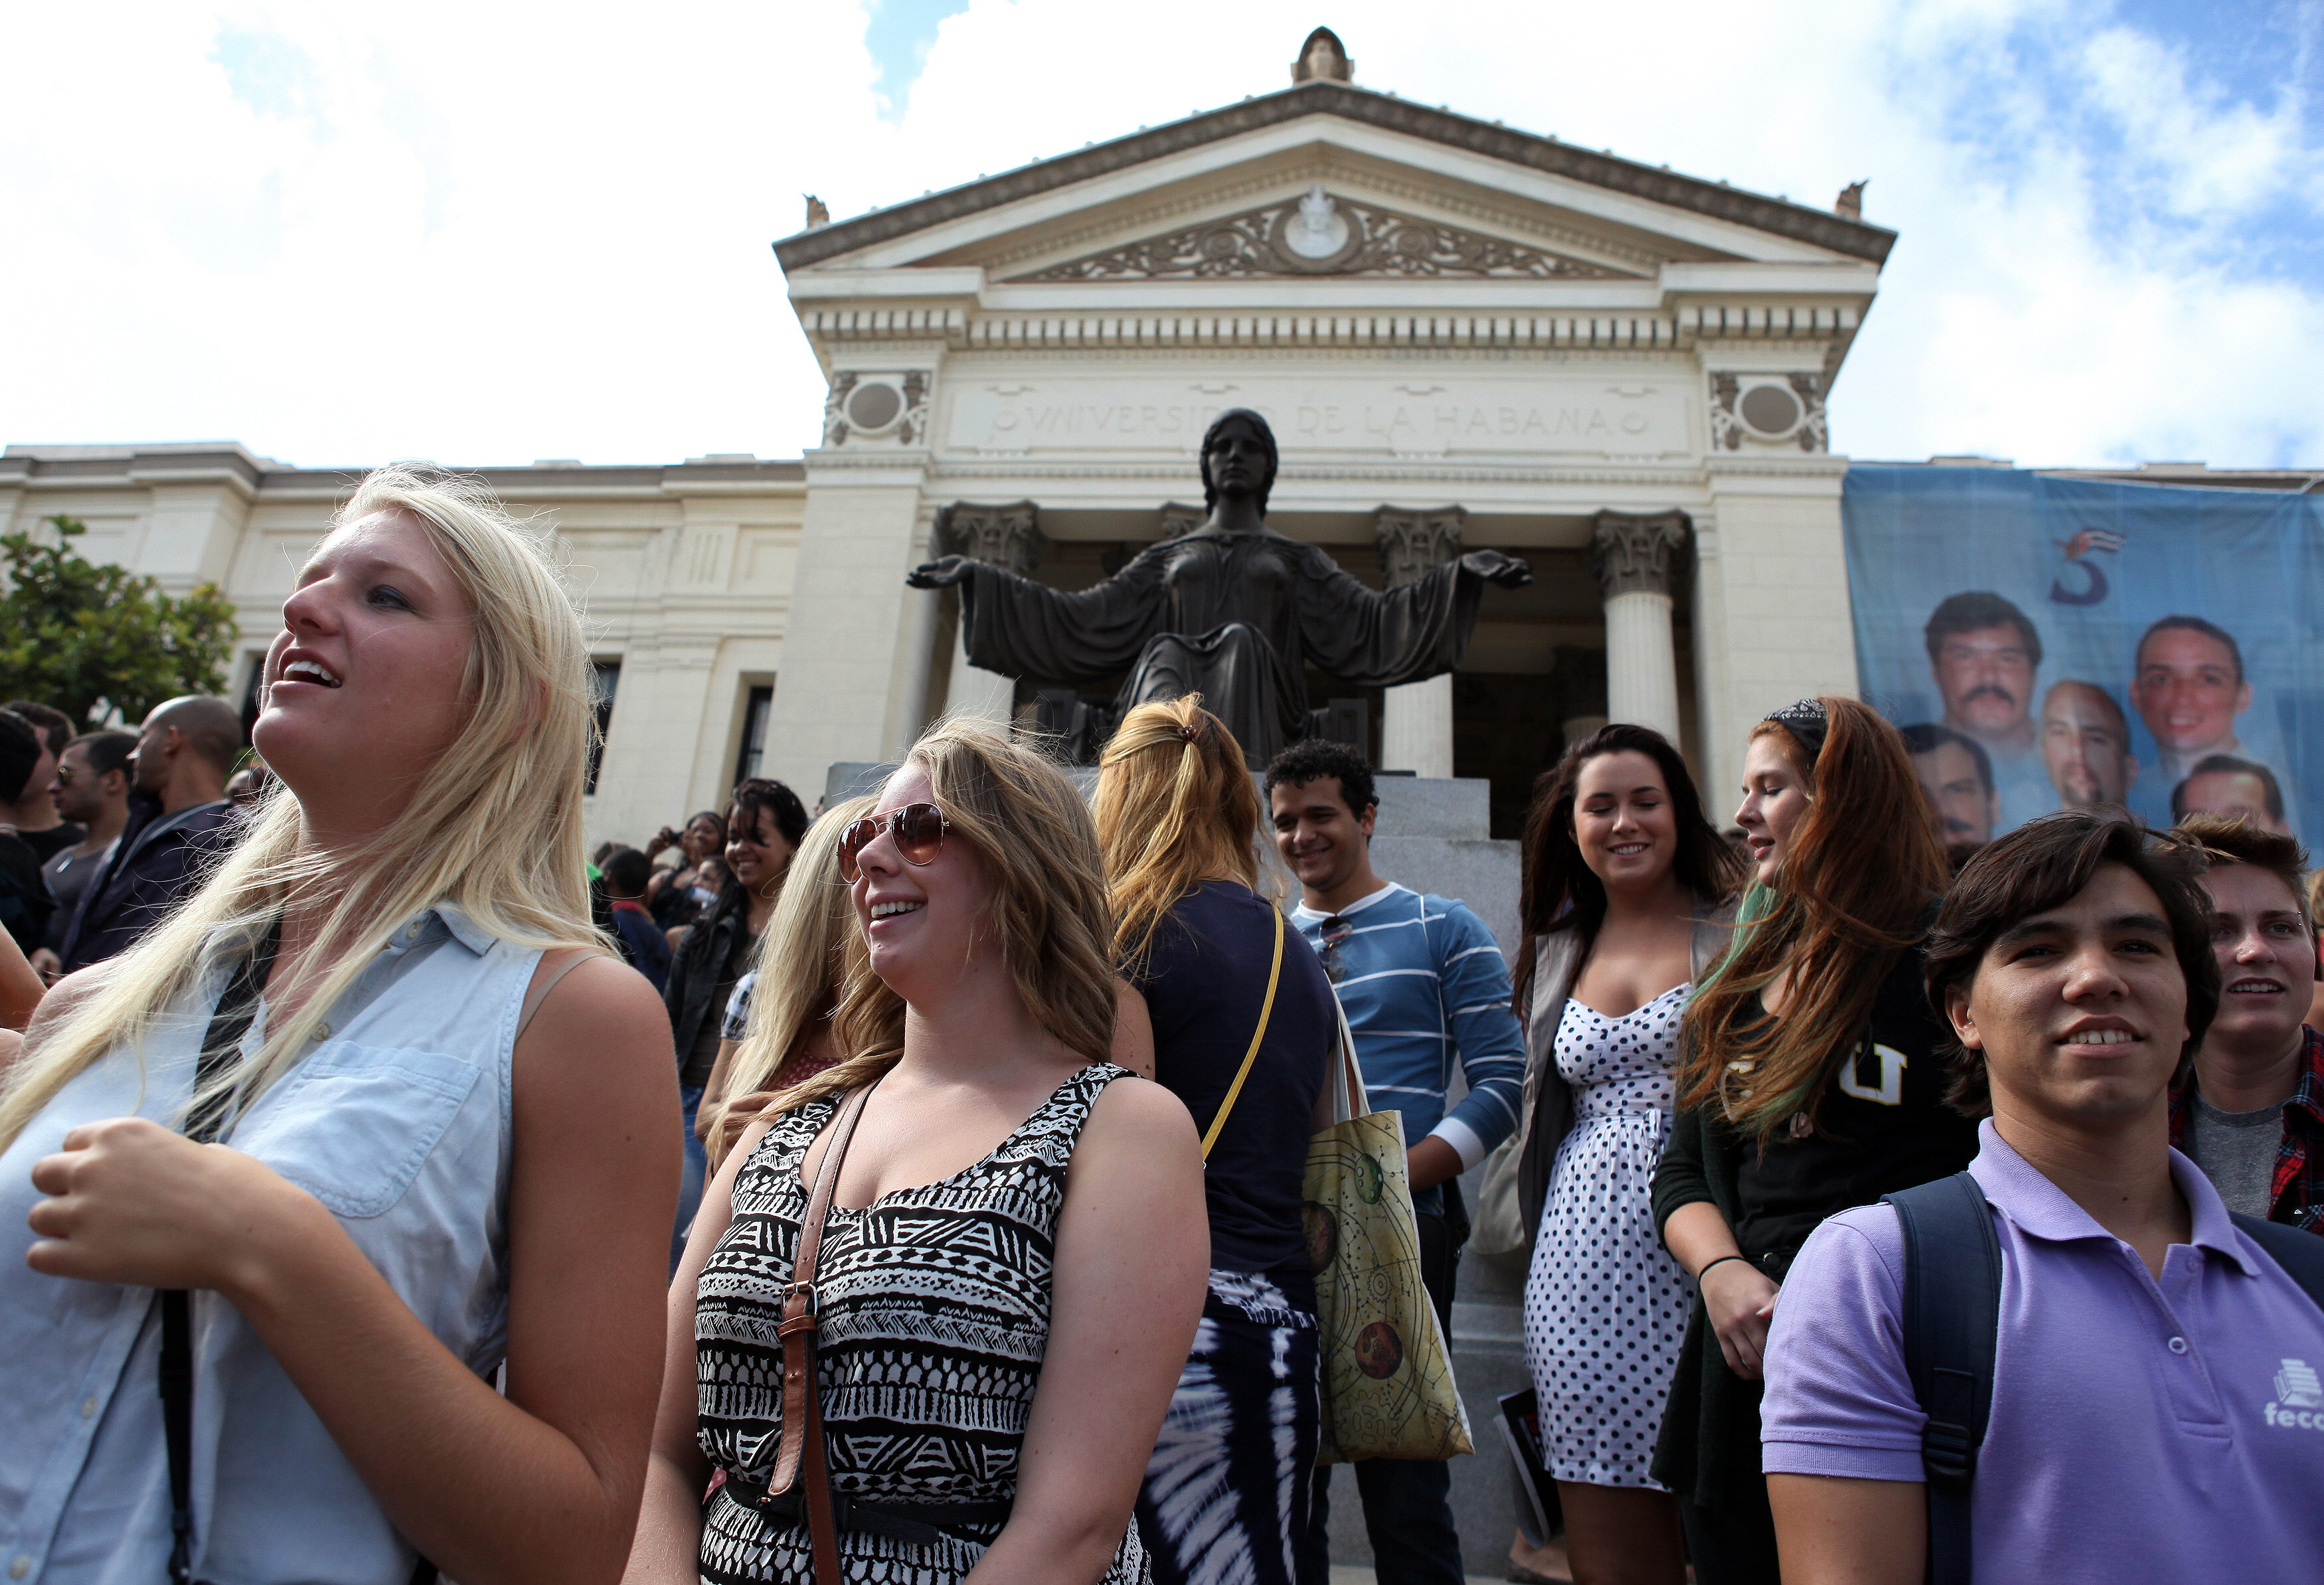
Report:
0,467,679,1583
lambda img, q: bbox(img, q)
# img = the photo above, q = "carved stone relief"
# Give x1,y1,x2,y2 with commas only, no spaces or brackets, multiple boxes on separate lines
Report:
1015,187,1633,283
1787,373,1831,453
938,500,1046,574
1590,510,1693,600
1374,505,1467,588
823,371,932,447
1708,372,1828,454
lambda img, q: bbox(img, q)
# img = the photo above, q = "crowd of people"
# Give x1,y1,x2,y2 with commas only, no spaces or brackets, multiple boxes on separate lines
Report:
0,461,2320,1585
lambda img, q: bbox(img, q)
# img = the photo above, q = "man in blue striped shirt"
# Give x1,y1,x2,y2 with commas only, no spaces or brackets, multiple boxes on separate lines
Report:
1268,740,1526,1585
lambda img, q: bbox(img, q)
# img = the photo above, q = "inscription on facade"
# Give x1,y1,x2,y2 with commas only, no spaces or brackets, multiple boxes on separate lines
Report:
949,378,1683,456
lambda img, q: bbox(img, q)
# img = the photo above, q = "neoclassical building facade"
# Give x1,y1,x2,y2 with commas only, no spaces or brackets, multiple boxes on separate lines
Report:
1,39,1902,847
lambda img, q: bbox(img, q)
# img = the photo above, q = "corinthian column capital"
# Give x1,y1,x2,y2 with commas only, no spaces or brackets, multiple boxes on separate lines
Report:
939,500,1047,575
1374,505,1467,588
1590,510,1693,600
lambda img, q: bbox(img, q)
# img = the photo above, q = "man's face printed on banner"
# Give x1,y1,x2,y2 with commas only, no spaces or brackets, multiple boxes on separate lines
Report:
2042,681,2139,807
1911,739,1997,845
2132,627,2250,758
2179,767,2287,834
1934,624,2037,743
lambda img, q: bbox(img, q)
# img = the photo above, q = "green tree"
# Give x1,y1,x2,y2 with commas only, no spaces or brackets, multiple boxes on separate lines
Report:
0,516,240,731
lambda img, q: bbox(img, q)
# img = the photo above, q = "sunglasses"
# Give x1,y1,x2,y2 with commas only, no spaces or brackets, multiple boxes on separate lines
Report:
838,802,950,882
1319,916,1353,983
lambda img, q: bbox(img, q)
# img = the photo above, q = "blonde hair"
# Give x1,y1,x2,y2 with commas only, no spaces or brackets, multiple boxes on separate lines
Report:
0,466,601,1152
776,720,1118,1114
1092,695,1265,973
705,793,872,1155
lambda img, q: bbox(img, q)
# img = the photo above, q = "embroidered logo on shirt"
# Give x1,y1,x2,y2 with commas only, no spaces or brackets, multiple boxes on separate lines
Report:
1836,1043,1907,1107
2273,1359,2323,1410
2265,1359,2324,1428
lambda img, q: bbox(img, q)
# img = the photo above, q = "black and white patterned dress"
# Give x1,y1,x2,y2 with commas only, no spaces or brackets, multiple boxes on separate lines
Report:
694,1064,1151,1584
1521,984,1697,1489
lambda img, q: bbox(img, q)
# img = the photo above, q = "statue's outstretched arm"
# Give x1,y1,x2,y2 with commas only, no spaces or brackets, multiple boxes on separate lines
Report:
1296,547,1528,687
934,554,1168,686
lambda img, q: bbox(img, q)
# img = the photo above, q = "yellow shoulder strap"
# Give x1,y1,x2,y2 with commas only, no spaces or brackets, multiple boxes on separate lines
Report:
1201,907,1284,1161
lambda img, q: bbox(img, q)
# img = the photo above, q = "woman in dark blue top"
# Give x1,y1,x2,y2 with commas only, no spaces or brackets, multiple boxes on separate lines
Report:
1096,696,1334,1585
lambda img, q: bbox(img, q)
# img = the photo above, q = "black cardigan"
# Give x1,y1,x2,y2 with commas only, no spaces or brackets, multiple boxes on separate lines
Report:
1646,1101,1764,1511
1647,942,1977,1511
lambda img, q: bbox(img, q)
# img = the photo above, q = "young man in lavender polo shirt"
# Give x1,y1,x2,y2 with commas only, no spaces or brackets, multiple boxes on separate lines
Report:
1760,811,2324,1583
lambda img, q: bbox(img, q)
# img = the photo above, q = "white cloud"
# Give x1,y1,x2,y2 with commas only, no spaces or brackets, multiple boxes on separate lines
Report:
1,0,2314,469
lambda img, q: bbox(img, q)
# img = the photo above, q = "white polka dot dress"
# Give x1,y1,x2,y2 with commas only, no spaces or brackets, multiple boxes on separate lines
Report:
1521,983,1697,1489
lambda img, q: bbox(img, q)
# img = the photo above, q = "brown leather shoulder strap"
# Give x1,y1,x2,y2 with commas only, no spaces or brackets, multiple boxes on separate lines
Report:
771,1083,874,1585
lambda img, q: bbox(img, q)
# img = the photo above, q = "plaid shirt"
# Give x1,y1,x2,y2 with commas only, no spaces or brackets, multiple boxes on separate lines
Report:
2170,1024,2324,1234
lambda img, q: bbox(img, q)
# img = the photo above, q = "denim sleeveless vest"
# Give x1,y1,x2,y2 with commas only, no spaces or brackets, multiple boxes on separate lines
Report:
0,906,542,1584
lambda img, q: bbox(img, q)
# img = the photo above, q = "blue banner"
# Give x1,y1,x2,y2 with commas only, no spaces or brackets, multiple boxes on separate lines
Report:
1842,465,2324,843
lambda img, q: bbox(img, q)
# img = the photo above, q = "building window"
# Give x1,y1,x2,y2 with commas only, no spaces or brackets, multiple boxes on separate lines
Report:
586,658,622,795
735,684,773,786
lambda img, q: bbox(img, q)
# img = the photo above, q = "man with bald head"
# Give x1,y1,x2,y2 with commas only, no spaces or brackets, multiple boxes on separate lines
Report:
2041,680,2139,809
57,695,244,973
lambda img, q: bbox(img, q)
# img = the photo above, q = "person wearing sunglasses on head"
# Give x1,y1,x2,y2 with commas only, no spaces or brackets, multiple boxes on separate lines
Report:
1265,737,1527,1585
1651,699,1977,1585
629,719,1208,1585
1093,697,1336,1585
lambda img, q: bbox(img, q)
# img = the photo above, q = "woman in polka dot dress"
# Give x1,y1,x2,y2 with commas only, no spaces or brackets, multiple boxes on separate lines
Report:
1505,726,1740,1584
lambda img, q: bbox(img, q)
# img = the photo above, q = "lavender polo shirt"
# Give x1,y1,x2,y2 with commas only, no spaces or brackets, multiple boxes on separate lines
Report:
1762,1120,2324,1582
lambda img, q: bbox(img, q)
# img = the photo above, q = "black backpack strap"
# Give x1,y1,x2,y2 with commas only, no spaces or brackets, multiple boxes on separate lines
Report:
2232,1212,2324,1311
159,922,280,1585
1884,1171,2001,1585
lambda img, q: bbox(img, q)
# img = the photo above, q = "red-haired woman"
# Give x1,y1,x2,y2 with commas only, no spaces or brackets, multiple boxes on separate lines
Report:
1648,698,1979,1585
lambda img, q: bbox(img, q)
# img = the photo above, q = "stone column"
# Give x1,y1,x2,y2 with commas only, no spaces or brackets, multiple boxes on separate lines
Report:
940,501,1046,726
1590,510,1692,744
1374,506,1465,778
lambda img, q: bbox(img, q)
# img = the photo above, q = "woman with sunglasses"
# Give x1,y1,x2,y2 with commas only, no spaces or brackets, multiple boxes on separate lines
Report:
661,777,808,1268
1507,725,1741,1585
629,720,1208,1585
1648,699,1977,1584
1092,697,1335,1585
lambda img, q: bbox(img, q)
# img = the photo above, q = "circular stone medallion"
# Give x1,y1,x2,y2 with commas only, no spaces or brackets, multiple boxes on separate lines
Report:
845,380,904,432
1738,383,1803,438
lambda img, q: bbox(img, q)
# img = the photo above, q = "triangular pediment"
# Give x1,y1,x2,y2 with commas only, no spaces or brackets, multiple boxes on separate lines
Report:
776,80,1892,279
1001,187,1643,284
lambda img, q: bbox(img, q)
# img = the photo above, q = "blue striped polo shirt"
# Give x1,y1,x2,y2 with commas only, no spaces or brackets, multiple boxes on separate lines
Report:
1291,882,1525,1208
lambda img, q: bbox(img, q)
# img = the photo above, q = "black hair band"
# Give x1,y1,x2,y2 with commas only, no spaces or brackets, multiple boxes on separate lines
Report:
1764,698,1830,762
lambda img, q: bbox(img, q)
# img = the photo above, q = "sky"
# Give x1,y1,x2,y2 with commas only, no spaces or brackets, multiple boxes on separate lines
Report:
2,0,2317,473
